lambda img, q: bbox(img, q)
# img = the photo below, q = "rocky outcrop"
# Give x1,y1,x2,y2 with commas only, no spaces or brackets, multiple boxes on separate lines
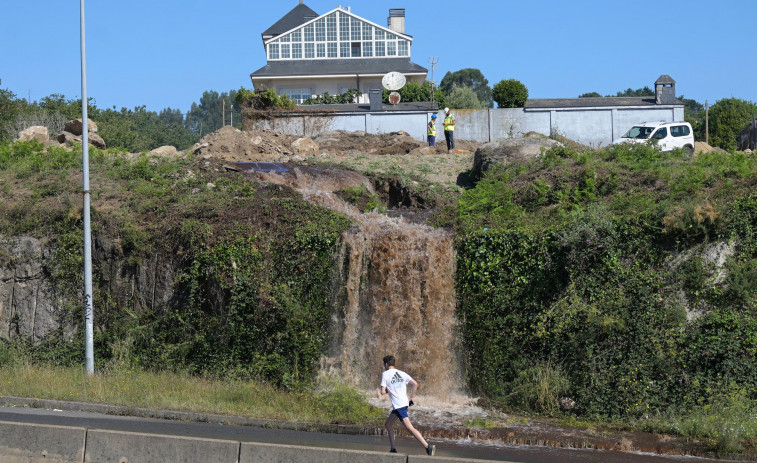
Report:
148,145,183,159
290,137,319,154
18,126,49,143
0,237,66,342
64,118,98,136
472,137,563,180
0,235,178,344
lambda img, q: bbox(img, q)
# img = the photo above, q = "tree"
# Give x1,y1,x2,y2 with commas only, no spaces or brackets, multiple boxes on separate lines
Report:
439,68,492,108
185,90,241,136
492,79,529,108
614,86,654,97
679,95,705,141
708,98,757,151
446,84,483,109
579,92,602,98
0,80,25,141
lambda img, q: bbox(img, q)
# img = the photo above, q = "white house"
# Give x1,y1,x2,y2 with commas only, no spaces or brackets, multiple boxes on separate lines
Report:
250,1,428,104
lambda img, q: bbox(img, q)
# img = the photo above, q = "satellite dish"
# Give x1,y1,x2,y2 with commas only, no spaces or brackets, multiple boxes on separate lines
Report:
382,71,406,91
388,92,401,105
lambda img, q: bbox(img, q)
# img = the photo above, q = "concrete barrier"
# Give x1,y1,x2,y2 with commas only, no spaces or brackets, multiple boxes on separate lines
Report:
84,429,240,463
240,442,405,463
0,421,86,463
408,455,517,463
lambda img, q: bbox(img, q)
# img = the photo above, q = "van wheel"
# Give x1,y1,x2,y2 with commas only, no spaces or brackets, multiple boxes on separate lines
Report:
684,145,694,156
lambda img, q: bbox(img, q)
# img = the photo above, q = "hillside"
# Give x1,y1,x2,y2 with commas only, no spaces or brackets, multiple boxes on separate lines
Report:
2,131,757,458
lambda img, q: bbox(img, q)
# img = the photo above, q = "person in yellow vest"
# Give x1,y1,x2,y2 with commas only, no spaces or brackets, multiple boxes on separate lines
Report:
443,107,456,151
427,114,437,146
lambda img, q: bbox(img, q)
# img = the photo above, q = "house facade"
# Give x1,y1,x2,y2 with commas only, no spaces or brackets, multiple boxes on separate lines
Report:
250,2,428,104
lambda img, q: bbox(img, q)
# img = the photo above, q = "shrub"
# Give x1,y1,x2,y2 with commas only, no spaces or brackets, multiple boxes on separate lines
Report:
493,79,529,108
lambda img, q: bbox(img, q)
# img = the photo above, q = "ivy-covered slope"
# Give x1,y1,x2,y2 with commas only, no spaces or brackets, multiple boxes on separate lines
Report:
455,143,757,419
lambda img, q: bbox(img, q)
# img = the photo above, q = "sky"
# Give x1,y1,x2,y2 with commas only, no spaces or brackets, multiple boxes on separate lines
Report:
2,0,755,114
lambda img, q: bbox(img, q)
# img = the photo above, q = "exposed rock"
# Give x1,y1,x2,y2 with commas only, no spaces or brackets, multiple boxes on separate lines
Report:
18,126,49,143
472,137,563,179
408,147,437,156
88,133,107,149
57,130,106,149
148,145,182,158
291,137,319,154
57,131,81,146
64,118,98,136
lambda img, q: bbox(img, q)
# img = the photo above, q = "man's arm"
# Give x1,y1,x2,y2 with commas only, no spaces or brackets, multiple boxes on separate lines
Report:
380,386,387,395
408,378,419,401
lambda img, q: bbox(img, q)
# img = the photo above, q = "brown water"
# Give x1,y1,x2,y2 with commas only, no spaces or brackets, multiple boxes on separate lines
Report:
248,165,464,397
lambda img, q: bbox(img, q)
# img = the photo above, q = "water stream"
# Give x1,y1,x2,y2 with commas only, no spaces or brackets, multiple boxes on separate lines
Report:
244,163,466,400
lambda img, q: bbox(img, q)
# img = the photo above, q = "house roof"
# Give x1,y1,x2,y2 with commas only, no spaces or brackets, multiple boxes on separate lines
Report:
251,58,428,79
525,96,683,109
655,75,676,85
262,3,319,37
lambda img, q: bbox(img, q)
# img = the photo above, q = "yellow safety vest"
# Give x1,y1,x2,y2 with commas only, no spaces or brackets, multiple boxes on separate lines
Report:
444,114,455,132
428,121,437,137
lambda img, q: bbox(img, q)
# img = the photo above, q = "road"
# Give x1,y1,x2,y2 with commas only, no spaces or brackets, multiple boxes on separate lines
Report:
0,406,723,463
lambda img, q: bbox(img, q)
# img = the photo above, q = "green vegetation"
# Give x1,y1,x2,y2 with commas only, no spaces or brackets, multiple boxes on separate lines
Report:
0,139,350,389
446,84,484,110
439,68,492,108
492,79,529,108
303,88,359,105
708,98,757,151
0,358,383,425
455,142,757,452
381,81,446,108
236,88,296,110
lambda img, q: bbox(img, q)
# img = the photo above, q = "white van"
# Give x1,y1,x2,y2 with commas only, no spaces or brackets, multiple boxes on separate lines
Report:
613,121,695,154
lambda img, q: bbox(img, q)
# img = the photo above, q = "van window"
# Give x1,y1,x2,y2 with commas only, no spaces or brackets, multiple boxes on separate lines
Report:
671,125,691,137
652,128,668,139
623,126,655,139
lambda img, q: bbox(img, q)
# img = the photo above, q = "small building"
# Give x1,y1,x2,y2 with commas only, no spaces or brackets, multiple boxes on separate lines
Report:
251,1,428,104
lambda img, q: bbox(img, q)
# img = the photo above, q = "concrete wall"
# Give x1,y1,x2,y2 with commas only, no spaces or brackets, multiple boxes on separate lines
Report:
247,106,684,147
0,421,86,463
0,421,507,463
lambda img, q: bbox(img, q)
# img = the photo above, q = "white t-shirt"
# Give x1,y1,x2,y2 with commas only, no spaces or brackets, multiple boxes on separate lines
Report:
381,368,413,409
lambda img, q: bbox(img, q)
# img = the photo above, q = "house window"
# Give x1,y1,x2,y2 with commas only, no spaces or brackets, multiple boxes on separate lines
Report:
316,19,325,41
281,43,290,59
269,43,280,59
398,40,408,56
387,41,396,56
327,15,336,40
279,88,311,104
291,29,301,42
292,43,302,59
351,18,361,41
340,42,350,57
339,13,350,41
280,34,290,43
363,41,372,57
351,42,361,57
305,43,315,58
363,24,372,41
304,23,314,42
375,41,385,57
317,43,326,58
328,42,338,57
375,29,385,40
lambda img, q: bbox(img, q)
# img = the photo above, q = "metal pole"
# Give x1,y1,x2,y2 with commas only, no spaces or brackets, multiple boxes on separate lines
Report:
80,0,95,375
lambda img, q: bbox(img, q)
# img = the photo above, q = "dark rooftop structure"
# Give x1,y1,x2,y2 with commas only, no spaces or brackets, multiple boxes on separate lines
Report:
261,2,318,43
525,97,676,109
251,58,428,78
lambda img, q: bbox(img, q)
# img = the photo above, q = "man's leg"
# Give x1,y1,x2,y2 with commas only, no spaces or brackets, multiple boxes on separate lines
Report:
450,131,455,150
400,416,428,448
445,131,451,151
385,412,398,450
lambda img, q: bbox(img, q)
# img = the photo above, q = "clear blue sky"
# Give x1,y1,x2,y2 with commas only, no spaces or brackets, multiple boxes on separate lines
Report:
2,0,754,113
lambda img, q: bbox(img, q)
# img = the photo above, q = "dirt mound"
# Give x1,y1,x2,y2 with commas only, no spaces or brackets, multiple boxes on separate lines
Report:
313,130,426,155
695,141,727,154
192,126,302,162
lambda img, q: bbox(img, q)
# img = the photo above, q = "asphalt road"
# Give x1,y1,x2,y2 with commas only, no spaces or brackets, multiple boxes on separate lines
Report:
0,406,724,463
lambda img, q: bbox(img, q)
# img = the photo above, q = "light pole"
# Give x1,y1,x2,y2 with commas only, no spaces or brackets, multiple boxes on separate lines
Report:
80,0,95,375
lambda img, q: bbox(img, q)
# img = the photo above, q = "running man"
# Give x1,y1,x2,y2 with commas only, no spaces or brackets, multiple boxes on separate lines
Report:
380,355,436,456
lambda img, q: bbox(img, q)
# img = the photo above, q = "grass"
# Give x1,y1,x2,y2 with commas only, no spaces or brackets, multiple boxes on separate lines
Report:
0,362,384,426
